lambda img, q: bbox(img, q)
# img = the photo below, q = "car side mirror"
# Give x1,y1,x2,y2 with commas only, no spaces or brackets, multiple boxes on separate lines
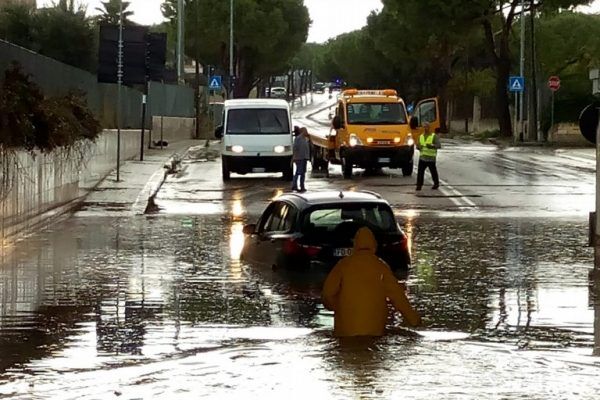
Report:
332,116,342,130
243,224,256,235
409,116,419,130
215,125,223,139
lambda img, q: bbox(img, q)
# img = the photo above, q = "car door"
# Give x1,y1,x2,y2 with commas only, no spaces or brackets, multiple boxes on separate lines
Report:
243,202,277,265
248,202,297,268
409,98,440,142
334,101,348,157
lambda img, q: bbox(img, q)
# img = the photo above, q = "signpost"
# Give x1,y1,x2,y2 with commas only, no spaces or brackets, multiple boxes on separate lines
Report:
209,75,222,91
509,76,525,141
548,76,560,134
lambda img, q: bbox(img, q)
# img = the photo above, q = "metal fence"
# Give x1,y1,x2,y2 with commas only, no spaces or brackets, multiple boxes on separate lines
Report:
0,39,195,129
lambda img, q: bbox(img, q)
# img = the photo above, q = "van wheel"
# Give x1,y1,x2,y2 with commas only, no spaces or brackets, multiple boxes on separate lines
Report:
222,156,231,181
402,162,413,177
342,155,353,179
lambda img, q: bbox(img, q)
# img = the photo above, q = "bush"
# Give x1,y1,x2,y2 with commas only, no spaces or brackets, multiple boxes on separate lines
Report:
0,62,101,153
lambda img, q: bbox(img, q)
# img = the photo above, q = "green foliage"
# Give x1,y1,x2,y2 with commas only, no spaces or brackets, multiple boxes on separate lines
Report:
0,2,96,71
0,63,101,153
447,68,496,98
161,0,310,97
95,0,134,25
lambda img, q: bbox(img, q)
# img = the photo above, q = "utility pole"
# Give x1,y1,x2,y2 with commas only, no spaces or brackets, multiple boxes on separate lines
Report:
177,0,185,83
519,0,526,141
229,0,234,98
116,0,124,181
528,0,539,142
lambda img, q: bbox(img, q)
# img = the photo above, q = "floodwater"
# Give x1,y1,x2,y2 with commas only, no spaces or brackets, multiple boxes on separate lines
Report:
1,214,599,399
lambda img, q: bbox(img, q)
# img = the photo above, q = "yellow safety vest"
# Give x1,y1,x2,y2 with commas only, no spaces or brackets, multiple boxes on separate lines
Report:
419,133,437,159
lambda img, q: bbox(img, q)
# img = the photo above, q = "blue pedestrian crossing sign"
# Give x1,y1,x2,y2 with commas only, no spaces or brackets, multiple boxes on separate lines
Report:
509,76,525,92
209,75,222,90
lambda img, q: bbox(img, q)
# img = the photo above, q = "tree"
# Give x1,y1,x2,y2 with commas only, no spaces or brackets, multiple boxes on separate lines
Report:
0,2,96,71
162,0,310,98
95,0,134,25
33,5,96,71
0,3,36,49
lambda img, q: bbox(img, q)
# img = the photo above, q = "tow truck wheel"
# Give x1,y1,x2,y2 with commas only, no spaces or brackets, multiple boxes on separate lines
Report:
402,162,413,177
342,155,353,179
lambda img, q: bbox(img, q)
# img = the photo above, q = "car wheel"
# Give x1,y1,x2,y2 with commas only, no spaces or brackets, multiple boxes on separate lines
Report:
402,162,413,177
342,155,353,179
222,156,231,181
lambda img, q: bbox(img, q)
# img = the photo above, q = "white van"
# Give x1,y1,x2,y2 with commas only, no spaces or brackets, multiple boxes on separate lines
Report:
215,99,293,181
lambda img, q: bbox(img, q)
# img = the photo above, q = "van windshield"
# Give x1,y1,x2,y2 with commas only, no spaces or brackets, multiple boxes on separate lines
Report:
346,103,407,125
226,108,290,135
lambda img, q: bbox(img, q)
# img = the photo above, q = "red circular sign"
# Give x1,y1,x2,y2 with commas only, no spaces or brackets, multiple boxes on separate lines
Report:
548,76,560,91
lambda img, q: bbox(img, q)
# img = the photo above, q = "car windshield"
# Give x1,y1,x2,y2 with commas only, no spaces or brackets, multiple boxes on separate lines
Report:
302,203,398,237
226,108,290,135
346,102,407,125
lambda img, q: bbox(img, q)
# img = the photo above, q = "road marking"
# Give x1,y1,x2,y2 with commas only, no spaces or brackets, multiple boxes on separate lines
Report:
439,179,477,209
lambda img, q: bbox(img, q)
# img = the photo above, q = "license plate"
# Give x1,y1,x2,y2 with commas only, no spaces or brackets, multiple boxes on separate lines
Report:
378,157,391,163
377,141,391,145
333,248,352,257
252,167,266,173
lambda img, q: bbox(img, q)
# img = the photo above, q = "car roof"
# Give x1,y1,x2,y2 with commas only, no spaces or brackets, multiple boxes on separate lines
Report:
276,190,390,208
224,99,289,109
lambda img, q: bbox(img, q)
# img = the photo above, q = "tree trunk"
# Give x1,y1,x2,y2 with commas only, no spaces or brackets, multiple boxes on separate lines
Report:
483,18,513,137
194,58,201,139
494,56,513,137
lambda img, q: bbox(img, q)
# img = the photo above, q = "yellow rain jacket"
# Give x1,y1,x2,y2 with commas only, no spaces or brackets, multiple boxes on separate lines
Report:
322,227,422,337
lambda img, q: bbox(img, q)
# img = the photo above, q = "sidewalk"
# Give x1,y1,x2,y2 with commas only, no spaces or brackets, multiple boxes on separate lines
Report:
79,139,209,217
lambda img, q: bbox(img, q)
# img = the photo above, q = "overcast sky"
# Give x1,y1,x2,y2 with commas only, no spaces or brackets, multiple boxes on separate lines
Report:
39,0,599,43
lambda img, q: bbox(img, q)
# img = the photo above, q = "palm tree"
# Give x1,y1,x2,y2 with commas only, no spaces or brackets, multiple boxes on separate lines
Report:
95,0,134,25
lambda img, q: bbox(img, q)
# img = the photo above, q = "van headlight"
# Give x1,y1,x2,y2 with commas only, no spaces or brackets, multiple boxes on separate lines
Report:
407,135,415,147
231,145,244,153
274,145,286,154
349,134,362,147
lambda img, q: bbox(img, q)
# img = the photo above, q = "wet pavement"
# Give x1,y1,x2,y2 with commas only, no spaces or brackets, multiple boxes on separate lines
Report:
1,93,600,398
1,216,599,398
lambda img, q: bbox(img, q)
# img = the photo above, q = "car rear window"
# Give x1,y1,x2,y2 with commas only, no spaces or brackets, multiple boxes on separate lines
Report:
303,204,398,236
226,108,290,134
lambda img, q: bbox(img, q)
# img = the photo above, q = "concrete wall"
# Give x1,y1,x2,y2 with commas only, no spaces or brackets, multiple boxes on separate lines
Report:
150,117,195,144
548,123,592,146
0,130,141,241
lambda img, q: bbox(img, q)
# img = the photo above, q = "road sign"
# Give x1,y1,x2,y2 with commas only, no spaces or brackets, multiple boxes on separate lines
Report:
548,76,560,92
509,76,524,92
209,75,222,90
579,103,600,144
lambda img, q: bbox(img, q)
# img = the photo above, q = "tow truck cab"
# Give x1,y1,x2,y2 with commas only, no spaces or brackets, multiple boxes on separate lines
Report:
323,89,439,179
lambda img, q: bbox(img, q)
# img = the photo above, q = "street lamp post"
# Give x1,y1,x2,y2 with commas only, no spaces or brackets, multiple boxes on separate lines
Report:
519,0,526,141
177,0,185,83
116,0,124,181
230,0,234,97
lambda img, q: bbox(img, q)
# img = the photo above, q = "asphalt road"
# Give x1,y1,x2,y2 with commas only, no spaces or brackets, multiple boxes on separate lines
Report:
155,92,595,219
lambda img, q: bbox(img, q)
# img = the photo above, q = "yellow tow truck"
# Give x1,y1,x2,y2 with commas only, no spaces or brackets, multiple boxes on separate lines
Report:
309,89,440,178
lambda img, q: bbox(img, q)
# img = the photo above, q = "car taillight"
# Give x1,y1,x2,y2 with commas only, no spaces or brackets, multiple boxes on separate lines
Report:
389,236,408,252
283,238,321,257
301,244,322,257
283,238,301,255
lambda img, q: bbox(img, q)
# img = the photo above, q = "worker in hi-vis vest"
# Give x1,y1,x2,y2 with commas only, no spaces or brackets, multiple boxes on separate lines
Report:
416,122,441,191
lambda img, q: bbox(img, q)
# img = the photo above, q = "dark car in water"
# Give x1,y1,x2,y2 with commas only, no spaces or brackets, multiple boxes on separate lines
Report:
241,191,410,270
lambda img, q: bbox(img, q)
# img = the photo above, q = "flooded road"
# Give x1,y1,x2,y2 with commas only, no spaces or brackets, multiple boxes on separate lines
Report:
2,93,600,398
1,214,599,399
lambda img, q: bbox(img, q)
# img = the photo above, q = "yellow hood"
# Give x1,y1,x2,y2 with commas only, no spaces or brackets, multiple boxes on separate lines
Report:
353,227,377,254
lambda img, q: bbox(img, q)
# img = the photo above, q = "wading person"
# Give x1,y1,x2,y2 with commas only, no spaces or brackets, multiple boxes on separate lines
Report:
416,122,441,191
322,227,422,337
292,127,310,192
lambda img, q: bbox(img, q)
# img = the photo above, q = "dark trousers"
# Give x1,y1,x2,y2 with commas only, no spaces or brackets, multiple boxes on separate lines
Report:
292,159,307,190
416,159,439,188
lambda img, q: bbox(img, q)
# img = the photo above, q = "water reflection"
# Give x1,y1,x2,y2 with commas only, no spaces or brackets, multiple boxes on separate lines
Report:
0,216,599,397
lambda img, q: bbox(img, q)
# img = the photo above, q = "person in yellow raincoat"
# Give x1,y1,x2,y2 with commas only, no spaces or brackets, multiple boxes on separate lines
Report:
322,227,422,337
